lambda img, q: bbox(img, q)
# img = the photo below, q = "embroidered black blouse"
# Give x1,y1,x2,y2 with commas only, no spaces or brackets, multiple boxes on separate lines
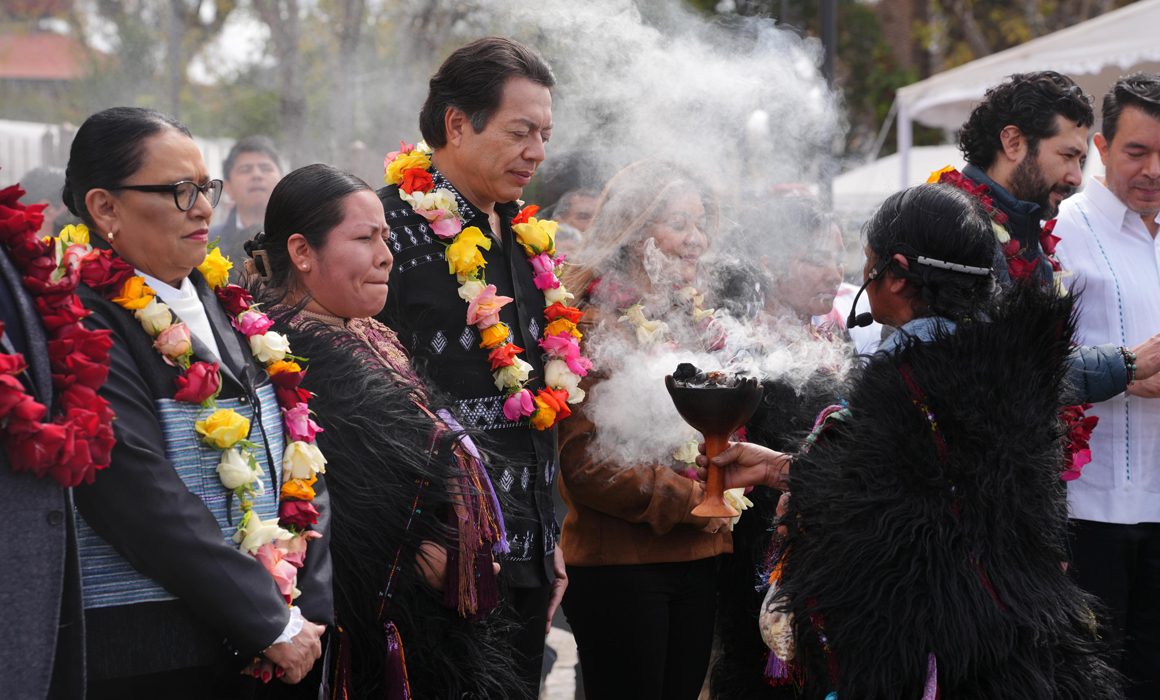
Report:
377,170,558,587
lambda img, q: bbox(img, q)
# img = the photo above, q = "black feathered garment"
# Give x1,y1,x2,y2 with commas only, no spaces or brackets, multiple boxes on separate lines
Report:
776,288,1121,699
268,314,522,700
711,370,845,700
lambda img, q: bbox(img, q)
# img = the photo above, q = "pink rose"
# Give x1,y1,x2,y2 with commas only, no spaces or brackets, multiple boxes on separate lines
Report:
174,361,222,404
466,284,513,329
235,310,275,337
283,403,323,442
278,530,320,567
530,253,560,290
503,389,536,422
254,542,299,604
154,323,192,363
539,332,591,378
424,210,462,240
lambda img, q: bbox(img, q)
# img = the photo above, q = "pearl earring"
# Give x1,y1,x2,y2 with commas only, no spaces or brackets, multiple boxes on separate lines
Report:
107,230,116,242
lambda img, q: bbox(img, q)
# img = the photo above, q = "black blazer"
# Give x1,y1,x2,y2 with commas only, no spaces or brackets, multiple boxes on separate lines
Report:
0,246,87,698
74,270,332,679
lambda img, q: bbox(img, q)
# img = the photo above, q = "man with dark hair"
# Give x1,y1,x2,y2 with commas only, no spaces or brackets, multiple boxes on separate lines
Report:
948,71,1160,405
554,188,599,234
210,135,282,263
378,36,562,697
957,71,1093,286
1054,72,1160,700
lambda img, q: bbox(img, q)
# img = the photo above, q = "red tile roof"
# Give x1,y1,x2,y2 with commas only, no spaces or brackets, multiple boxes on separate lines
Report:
0,32,96,81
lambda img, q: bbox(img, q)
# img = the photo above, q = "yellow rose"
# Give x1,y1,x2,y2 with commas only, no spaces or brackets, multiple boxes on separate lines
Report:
446,226,491,277
267,360,302,376
529,394,557,430
195,408,251,449
112,276,156,311
281,474,317,501
58,223,90,247
512,217,558,257
545,317,582,340
197,247,233,289
385,151,432,186
479,322,510,349
927,165,956,184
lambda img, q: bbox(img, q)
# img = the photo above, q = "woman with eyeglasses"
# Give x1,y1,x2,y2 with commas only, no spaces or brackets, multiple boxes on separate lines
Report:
61,107,331,699
705,184,1121,699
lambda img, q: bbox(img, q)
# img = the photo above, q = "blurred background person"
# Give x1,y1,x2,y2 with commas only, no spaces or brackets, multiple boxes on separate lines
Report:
558,160,729,700
212,136,283,265
18,165,81,235
64,107,329,698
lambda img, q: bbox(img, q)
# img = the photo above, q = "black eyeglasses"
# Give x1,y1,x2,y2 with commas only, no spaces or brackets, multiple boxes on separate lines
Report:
108,179,224,212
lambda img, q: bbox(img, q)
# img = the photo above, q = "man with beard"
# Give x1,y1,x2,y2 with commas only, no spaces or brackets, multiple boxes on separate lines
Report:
1054,73,1160,700
955,71,1160,404
957,71,1090,287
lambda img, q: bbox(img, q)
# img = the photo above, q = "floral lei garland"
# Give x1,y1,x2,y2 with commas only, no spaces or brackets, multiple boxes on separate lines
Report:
927,165,1096,481
78,239,326,606
0,184,115,487
928,165,1065,288
384,140,592,430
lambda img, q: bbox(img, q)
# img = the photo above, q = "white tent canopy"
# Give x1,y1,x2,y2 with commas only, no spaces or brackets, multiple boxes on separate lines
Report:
894,0,1160,186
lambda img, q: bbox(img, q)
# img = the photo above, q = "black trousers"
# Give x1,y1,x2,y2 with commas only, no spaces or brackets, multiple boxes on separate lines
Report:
1069,519,1160,700
507,582,554,700
562,558,719,700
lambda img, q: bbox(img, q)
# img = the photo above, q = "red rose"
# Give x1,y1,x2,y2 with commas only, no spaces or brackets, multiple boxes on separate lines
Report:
278,500,320,529
512,204,540,226
1039,230,1061,256
36,294,89,333
53,324,114,364
269,366,305,390
488,343,524,370
275,385,313,408
6,392,47,428
544,302,583,324
0,184,24,206
0,375,29,417
216,285,253,316
0,350,27,376
80,250,136,294
6,232,49,267
1007,256,1037,282
54,351,110,391
399,168,434,195
6,424,66,478
174,361,221,404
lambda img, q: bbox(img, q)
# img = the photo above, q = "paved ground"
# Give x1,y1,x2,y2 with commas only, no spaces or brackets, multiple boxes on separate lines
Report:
541,626,580,699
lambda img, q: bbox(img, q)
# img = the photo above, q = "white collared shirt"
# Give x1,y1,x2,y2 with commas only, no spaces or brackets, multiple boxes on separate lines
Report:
1055,177,1160,524
138,272,224,362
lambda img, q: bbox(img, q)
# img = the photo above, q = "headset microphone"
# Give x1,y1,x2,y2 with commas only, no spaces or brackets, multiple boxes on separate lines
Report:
846,256,889,330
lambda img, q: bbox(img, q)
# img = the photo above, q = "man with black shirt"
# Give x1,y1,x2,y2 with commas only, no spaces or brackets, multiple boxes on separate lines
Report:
377,37,562,697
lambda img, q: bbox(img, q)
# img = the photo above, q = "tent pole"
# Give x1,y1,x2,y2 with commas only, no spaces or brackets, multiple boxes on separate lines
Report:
898,102,913,189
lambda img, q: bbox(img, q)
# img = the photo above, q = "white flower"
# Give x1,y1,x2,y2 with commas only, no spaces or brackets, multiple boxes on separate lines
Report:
249,331,291,363
217,447,257,490
723,487,755,530
544,358,585,403
457,279,486,302
134,298,173,335
992,221,1010,244
672,439,700,465
415,140,432,154
493,356,533,391
543,283,574,305
234,511,292,554
283,440,327,480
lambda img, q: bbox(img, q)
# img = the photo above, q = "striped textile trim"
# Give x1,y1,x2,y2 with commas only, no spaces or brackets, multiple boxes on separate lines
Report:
77,384,285,609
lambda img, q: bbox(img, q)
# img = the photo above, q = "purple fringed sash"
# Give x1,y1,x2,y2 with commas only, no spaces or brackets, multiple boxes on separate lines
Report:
437,408,508,554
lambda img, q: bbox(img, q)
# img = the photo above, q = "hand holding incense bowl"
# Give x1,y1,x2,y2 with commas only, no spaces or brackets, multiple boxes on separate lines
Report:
665,363,763,518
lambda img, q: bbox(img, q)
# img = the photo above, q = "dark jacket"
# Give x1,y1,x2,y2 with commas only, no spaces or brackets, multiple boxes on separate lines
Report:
961,164,1128,403
0,246,86,699
378,171,558,587
73,270,332,679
